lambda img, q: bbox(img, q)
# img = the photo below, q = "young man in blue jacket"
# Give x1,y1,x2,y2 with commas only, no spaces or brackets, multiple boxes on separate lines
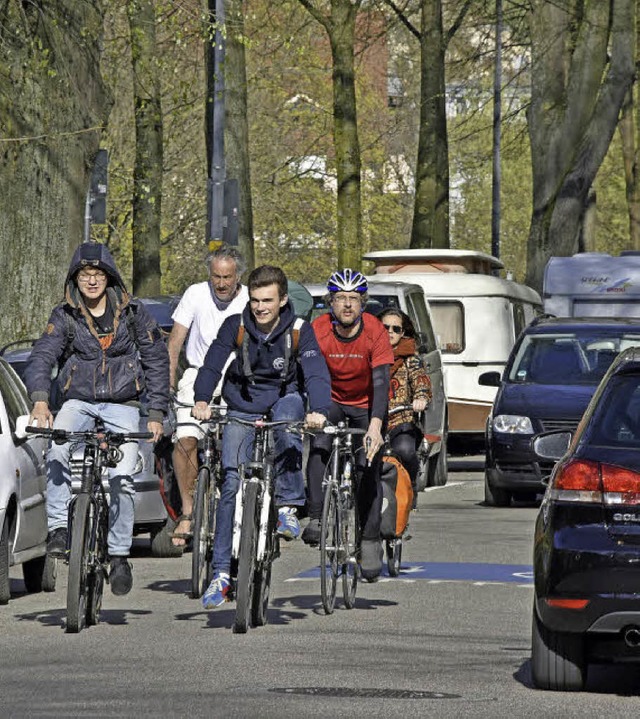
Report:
25,242,169,595
192,265,330,609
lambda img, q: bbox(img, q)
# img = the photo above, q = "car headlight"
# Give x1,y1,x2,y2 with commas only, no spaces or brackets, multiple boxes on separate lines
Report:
493,414,534,434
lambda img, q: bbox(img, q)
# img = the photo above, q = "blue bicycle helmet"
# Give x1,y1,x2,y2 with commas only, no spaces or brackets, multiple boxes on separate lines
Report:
327,268,368,293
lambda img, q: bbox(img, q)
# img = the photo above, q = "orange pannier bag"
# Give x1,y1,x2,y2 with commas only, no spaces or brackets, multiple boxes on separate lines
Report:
380,454,413,539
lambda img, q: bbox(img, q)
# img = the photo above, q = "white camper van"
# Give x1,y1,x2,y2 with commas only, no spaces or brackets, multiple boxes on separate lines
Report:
363,249,542,446
543,252,640,318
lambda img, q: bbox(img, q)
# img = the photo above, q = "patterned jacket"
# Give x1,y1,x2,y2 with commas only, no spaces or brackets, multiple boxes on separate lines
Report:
388,337,432,432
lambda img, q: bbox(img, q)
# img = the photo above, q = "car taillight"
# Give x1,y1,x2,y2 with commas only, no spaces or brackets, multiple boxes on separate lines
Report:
601,464,640,506
549,459,602,502
545,598,590,610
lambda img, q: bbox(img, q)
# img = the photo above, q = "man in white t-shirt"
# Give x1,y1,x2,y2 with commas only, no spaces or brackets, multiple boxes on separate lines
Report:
167,245,249,547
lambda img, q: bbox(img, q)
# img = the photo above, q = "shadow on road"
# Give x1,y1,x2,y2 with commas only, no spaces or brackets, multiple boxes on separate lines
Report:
172,595,398,630
14,607,152,629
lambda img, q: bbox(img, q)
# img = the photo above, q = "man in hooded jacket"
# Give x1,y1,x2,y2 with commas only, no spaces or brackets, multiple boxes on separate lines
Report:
25,242,169,595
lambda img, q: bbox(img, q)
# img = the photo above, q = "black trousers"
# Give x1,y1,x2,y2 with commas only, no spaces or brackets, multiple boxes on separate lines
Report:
388,423,421,489
307,402,383,541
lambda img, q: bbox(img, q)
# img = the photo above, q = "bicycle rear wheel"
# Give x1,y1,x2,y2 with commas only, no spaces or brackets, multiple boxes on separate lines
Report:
66,494,92,633
86,500,108,626
191,466,216,598
341,488,359,609
386,538,402,577
320,481,339,615
234,481,260,634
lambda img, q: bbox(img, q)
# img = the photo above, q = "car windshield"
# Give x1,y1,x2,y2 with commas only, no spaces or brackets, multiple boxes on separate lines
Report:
508,331,640,385
583,374,640,448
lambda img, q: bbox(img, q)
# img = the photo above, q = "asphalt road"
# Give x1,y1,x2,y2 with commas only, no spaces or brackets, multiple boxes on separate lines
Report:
3,458,640,718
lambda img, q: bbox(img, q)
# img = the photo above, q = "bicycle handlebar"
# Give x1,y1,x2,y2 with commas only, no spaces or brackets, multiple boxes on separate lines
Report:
389,404,419,416
26,426,153,445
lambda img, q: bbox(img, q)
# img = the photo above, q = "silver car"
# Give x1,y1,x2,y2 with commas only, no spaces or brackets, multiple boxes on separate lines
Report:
0,358,55,603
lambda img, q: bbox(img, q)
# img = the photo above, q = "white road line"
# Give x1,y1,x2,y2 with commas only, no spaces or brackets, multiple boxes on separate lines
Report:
423,481,464,492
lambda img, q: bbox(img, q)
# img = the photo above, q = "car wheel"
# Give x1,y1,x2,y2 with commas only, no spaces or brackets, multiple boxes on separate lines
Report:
427,447,448,487
531,606,586,691
484,472,511,507
0,520,9,605
150,519,184,558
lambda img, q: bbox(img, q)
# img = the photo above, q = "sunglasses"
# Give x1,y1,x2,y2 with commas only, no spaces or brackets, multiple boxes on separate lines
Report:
383,323,403,334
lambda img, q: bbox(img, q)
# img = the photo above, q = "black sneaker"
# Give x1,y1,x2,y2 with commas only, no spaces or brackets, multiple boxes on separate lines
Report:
109,557,133,596
301,518,321,546
46,527,68,557
359,539,383,582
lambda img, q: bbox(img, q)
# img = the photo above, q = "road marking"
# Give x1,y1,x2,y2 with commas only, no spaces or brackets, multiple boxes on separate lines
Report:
289,561,534,585
423,481,463,492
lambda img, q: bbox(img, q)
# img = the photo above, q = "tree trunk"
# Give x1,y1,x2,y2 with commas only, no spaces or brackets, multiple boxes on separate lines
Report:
298,0,363,269
0,1,111,342
411,0,449,249
330,0,363,268
619,86,640,250
127,0,163,296
525,0,635,292
226,0,255,270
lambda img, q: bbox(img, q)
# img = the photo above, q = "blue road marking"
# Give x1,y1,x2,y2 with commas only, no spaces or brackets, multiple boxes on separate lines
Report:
293,562,534,584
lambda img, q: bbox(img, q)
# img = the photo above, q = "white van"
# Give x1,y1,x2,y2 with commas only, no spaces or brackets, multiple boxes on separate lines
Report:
363,249,542,447
305,279,448,487
543,251,640,318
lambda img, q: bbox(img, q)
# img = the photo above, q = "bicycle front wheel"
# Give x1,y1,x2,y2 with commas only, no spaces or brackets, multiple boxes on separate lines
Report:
234,481,260,634
341,488,359,609
191,466,216,598
86,499,108,627
66,494,92,633
320,481,339,615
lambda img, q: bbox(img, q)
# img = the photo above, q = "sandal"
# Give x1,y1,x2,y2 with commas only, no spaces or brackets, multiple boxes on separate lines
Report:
170,514,193,547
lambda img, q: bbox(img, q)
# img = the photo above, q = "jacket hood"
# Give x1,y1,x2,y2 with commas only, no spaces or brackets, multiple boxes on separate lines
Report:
65,243,128,309
241,299,296,340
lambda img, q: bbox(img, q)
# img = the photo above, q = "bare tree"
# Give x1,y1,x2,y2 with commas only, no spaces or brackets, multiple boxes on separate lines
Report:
525,0,635,291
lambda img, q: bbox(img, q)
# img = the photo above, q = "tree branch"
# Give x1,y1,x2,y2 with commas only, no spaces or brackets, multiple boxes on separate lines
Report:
382,0,420,41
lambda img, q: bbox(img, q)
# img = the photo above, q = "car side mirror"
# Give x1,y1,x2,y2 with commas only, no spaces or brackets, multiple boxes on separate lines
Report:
15,414,31,440
532,431,572,461
479,371,501,387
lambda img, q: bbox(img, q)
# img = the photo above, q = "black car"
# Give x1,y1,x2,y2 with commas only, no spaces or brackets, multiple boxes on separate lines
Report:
480,317,640,506
531,346,640,690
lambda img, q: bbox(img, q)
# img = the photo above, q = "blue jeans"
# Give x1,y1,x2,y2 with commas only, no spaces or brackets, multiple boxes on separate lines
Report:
212,392,305,574
47,399,141,556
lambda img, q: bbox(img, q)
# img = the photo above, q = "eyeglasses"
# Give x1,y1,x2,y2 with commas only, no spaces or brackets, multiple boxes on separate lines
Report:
77,272,107,284
383,323,403,334
332,295,362,305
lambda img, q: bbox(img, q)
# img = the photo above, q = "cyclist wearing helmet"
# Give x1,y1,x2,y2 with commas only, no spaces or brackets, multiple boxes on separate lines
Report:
303,268,394,582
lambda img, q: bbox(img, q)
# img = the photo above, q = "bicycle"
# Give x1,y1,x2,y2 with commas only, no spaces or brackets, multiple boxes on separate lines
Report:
383,405,425,577
174,405,229,599
313,422,367,615
26,423,152,633
230,416,304,634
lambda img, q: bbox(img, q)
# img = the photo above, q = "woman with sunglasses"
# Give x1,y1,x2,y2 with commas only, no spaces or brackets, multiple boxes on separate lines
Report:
378,309,432,504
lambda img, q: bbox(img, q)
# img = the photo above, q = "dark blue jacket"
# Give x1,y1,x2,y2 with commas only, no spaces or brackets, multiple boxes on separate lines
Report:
25,243,169,421
194,301,331,416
